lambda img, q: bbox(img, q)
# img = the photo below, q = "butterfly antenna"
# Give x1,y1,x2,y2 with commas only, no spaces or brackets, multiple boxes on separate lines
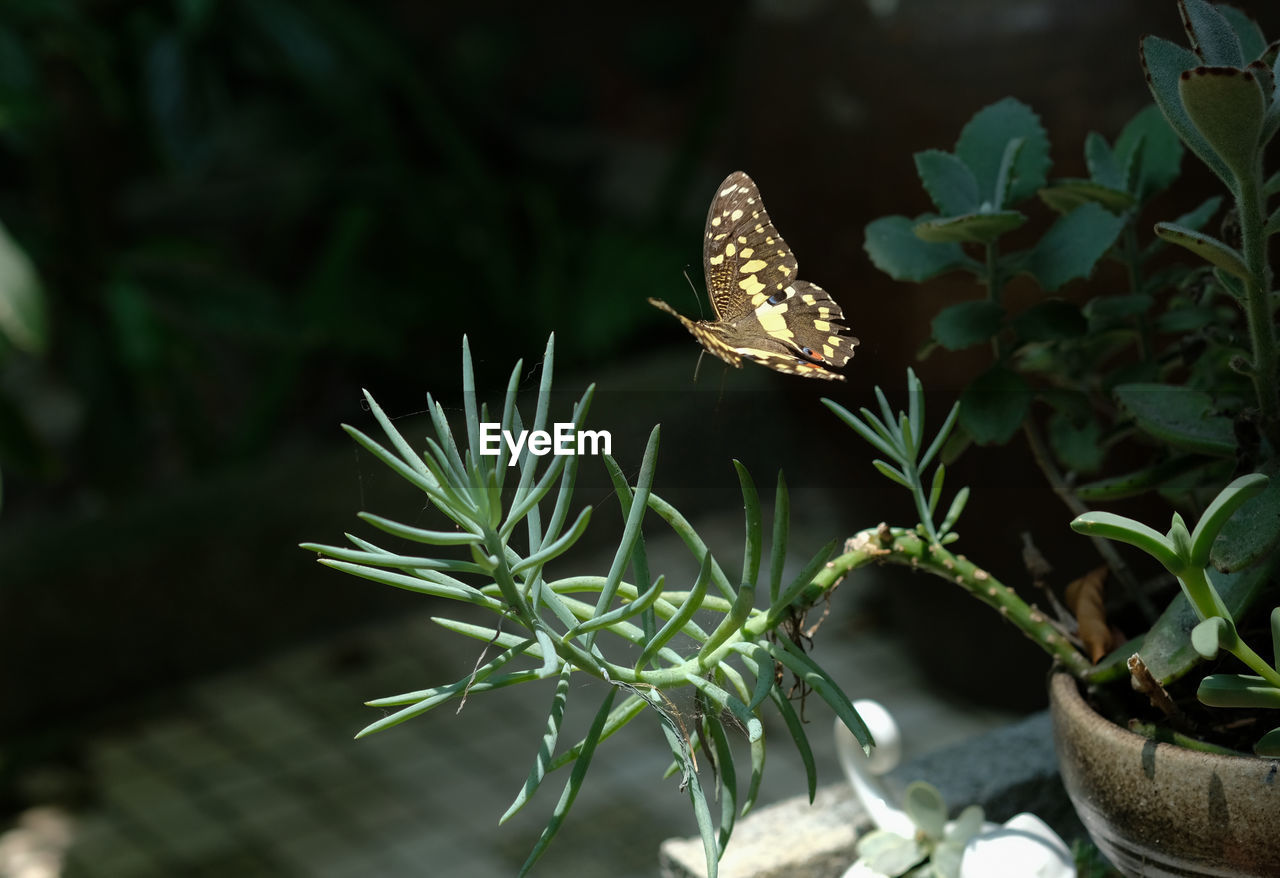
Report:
692,349,705,383
681,264,707,318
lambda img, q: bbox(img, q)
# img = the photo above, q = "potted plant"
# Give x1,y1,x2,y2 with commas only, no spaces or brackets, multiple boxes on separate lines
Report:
842,0,1280,873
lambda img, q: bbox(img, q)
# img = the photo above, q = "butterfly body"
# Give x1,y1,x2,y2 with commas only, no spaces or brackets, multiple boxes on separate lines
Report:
649,171,858,381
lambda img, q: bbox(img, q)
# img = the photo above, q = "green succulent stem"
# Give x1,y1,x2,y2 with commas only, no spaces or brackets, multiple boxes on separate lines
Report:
1235,170,1280,446
818,525,1092,677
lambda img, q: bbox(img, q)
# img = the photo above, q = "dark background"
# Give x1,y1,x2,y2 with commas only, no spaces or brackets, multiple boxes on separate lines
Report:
4,0,1279,817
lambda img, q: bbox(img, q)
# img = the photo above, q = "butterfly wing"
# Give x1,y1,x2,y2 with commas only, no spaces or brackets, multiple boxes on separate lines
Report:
719,280,858,380
702,172,799,322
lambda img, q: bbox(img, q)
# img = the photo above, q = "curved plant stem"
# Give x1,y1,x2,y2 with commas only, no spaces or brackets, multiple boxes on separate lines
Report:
815,525,1093,678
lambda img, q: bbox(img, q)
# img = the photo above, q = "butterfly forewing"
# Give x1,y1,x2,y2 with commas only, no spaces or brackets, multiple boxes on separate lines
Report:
702,172,798,322
650,170,859,381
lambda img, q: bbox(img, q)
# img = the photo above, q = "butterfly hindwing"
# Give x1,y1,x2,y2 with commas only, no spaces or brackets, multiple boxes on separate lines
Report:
650,171,859,381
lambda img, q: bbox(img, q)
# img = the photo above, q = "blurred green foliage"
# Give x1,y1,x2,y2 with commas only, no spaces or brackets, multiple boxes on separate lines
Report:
0,0,727,504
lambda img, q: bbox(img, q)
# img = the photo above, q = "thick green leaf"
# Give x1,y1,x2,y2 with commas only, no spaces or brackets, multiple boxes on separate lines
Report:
1048,410,1104,473
1088,562,1272,684
1178,65,1265,183
1021,202,1125,292
914,149,980,215
864,215,974,281
1254,727,1280,757
1075,456,1210,502
914,211,1026,244
1012,299,1086,341
1113,383,1235,456
1141,35,1233,187
1181,0,1244,67
959,364,1030,445
1212,463,1280,572
954,97,1051,206
1197,674,1280,708
1114,104,1184,199
1038,180,1134,214
931,300,1005,350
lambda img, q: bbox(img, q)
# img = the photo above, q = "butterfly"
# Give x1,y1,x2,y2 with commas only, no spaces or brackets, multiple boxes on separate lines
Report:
649,171,859,381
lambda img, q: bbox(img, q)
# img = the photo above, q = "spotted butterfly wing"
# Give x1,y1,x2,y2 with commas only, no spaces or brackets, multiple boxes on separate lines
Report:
649,171,858,381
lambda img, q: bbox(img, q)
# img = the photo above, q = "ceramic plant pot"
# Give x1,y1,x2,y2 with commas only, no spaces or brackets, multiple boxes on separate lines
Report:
1049,671,1280,877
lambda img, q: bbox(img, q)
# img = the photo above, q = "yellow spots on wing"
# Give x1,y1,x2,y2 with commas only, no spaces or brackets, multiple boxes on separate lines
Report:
828,336,843,347
755,303,792,338
814,320,830,332
711,216,722,227
708,253,725,266
720,183,738,198
766,236,775,244
818,306,830,318
739,274,766,296
730,209,744,222
776,264,792,277
801,293,816,305
737,236,748,244
740,259,768,274
725,243,737,257
750,292,769,307
823,344,835,359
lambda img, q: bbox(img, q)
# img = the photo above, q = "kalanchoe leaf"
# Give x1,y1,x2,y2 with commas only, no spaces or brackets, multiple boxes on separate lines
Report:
1020,202,1125,292
1038,180,1135,214
914,211,1026,244
1141,35,1233,187
931,300,1005,350
1215,3,1267,62
1180,0,1244,66
1047,410,1105,474
1084,293,1153,326
1113,383,1235,456
1177,65,1266,185
954,97,1051,206
958,364,1030,445
864,215,976,281
992,136,1026,210
914,149,981,216
1153,222,1248,279
1085,130,1125,190
1114,104,1184,199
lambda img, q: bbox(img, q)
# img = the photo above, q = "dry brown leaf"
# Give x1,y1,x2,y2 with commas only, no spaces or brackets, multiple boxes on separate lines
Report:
1065,565,1111,663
